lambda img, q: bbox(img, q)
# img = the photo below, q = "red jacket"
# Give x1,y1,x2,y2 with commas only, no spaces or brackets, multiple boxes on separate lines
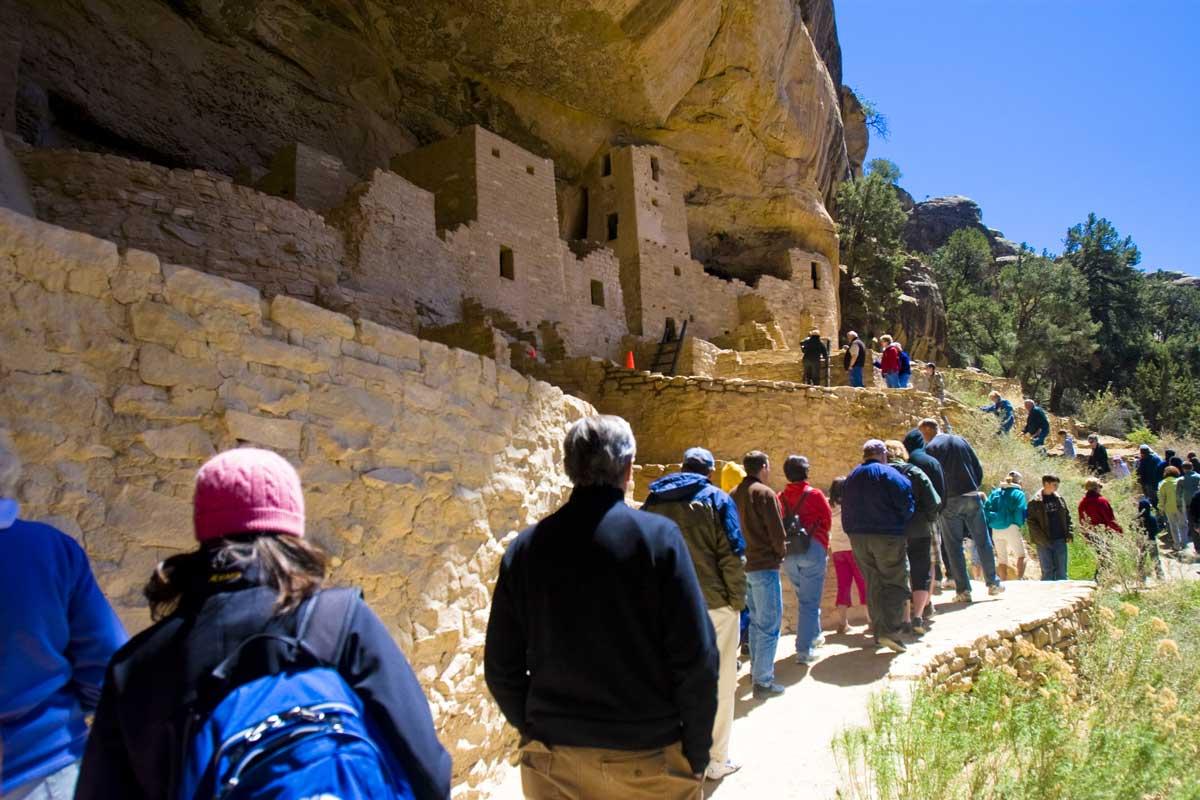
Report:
778,481,833,551
880,344,900,374
1078,491,1122,532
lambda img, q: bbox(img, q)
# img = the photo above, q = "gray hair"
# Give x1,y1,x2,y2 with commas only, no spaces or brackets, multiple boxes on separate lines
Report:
0,432,21,498
563,415,636,489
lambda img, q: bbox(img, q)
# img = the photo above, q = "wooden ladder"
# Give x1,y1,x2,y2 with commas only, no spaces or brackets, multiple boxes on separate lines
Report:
649,319,688,376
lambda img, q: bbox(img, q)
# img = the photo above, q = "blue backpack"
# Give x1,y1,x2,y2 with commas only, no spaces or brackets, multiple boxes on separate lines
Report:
898,349,911,375
176,589,415,800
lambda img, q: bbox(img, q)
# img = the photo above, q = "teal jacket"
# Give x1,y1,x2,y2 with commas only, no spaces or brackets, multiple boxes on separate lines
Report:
985,483,1028,530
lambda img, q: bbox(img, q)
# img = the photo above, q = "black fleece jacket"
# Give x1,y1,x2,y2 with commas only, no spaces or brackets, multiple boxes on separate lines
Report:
76,576,452,800
485,486,719,774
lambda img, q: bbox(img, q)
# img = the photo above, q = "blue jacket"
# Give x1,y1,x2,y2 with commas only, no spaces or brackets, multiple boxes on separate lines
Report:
980,399,1015,433
0,514,127,794
924,433,985,496
985,484,1028,529
1137,452,1165,486
644,472,745,556
841,461,915,536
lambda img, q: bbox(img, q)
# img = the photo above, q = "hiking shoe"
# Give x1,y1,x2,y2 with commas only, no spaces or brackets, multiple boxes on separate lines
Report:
752,682,786,698
877,633,907,653
953,591,972,603
988,583,1006,596
705,760,742,781
813,634,827,648
910,620,928,636
740,642,750,658
795,651,819,665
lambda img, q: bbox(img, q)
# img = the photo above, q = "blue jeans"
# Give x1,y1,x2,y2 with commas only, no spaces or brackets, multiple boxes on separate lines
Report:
1037,539,1069,580
849,366,864,387
5,761,80,800
884,372,901,389
745,569,783,686
942,494,1000,591
783,542,827,656
898,373,910,388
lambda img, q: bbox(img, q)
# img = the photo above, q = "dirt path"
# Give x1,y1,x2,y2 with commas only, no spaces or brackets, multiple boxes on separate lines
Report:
486,580,1095,799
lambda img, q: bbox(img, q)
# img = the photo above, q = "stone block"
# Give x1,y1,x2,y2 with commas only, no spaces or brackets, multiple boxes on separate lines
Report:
163,262,261,320
224,409,303,451
270,295,354,340
240,335,330,374
139,423,215,460
3,208,119,292
138,343,222,389
130,301,202,347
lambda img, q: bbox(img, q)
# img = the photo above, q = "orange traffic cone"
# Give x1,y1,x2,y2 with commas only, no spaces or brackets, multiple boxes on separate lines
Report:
625,351,636,370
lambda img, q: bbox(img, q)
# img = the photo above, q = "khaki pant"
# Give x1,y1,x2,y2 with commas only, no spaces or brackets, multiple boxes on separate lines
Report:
518,740,702,799
708,605,740,766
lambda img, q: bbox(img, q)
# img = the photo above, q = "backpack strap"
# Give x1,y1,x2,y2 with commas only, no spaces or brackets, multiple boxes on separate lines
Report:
299,587,362,666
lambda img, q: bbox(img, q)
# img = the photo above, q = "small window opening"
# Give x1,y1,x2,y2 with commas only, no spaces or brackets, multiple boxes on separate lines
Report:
673,266,681,277
650,156,661,182
590,280,605,307
810,261,820,290
526,165,535,175
601,153,612,176
491,147,501,158
651,198,659,207
500,247,515,280
606,213,619,241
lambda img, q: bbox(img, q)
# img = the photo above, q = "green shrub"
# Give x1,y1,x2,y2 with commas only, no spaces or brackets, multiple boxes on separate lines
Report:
835,580,1200,800
1126,427,1159,447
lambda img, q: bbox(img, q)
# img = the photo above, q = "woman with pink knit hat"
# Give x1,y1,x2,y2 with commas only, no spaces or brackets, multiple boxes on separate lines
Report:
75,448,452,800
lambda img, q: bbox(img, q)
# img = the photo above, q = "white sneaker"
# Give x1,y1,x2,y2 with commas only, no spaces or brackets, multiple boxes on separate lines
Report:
705,760,742,781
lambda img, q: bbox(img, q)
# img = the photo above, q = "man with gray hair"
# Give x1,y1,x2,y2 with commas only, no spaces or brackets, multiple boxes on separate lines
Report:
0,433,127,799
486,415,717,799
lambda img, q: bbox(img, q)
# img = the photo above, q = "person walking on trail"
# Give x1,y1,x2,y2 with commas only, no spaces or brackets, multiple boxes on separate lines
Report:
1027,474,1073,581
642,447,745,782
0,435,127,800
878,335,902,388
902,429,950,604
826,478,867,634
884,441,941,637
1078,478,1123,579
1086,434,1111,476
980,391,1015,435
1159,466,1187,551
1136,444,1165,507
919,418,1005,602
841,440,915,654
1189,451,1200,473
1191,490,1200,552
79,448,452,800
895,343,913,388
489,417,717,798
1136,498,1165,580
1176,462,1199,553
800,329,828,386
1021,399,1051,448
778,456,833,665
985,471,1029,582
732,451,788,699
844,331,867,388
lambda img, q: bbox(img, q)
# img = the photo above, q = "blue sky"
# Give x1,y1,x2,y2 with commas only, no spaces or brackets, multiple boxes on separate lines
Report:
837,1,1199,276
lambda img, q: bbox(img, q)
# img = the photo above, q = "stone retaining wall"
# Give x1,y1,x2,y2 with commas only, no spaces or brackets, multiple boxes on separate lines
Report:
0,208,595,795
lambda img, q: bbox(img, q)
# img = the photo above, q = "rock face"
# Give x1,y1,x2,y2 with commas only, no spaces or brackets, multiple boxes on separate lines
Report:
1,0,853,280
904,195,1019,257
840,86,869,178
894,256,948,364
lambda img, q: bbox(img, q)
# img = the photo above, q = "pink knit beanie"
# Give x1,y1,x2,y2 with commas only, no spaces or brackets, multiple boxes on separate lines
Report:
193,448,305,542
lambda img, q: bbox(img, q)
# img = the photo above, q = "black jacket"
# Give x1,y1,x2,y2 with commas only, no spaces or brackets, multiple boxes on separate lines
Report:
903,430,947,509
800,335,828,363
1088,442,1111,476
485,486,718,774
76,575,452,800
924,433,984,496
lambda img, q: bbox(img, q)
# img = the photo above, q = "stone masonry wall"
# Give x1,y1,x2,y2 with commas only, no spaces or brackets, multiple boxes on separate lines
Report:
18,149,344,303
0,208,596,795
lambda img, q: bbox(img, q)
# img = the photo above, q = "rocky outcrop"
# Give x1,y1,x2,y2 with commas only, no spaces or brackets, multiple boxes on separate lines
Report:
1,0,852,281
840,86,868,178
904,195,1019,257
893,256,947,364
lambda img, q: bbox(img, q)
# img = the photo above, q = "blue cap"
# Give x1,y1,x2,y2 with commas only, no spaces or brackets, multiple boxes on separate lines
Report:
682,447,715,471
